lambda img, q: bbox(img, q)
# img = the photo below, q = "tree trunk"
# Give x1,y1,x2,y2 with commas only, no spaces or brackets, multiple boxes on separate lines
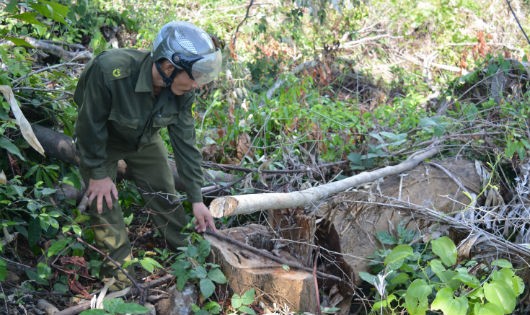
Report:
210,146,440,217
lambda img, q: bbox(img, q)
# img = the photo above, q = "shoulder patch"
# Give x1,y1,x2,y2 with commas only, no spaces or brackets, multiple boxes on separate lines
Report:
107,67,130,80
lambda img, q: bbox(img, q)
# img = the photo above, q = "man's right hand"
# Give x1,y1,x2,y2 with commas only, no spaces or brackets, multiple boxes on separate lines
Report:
86,177,118,214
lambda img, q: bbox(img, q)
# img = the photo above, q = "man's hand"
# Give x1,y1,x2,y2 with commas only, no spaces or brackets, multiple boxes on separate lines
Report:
86,177,118,214
192,202,216,233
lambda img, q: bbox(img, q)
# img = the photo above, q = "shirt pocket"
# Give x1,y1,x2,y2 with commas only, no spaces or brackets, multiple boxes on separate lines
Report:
153,113,179,128
108,111,140,129
108,114,142,142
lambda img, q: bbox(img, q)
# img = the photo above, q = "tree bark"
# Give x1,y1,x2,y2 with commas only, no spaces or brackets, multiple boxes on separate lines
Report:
21,36,92,62
209,146,440,217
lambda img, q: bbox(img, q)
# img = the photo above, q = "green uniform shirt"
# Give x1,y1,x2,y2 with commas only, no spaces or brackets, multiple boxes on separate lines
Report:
74,49,204,203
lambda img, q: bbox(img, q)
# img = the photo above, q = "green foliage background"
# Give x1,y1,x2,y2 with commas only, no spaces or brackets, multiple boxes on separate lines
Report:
1,0,530,313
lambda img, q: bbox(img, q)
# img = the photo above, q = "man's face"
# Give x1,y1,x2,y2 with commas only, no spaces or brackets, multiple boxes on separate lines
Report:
170,70,199,95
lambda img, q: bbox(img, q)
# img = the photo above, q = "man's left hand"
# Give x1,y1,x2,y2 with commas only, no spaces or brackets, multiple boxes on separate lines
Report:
192,202,217,233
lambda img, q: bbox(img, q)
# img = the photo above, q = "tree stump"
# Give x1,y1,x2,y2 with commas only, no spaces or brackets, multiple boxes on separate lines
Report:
205,224,319,313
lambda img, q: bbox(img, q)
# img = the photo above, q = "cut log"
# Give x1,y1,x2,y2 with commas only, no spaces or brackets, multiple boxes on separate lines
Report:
205,224,319,313
21,36,93,62
210,146,440,217
31,124,188,190
29,125,236,200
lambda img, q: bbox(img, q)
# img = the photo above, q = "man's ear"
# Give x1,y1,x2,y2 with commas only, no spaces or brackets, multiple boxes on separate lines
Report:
160,60,175,75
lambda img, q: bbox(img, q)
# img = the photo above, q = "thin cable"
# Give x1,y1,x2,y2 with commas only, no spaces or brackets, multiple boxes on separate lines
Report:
505,0,530,45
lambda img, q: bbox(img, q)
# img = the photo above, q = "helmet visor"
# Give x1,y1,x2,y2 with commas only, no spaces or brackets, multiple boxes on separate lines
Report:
172,49,222,85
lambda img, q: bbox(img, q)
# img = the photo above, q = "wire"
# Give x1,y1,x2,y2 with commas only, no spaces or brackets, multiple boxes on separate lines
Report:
505,0,530,46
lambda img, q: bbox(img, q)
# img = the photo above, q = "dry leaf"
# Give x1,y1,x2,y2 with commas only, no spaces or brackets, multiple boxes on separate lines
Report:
0,85,45,156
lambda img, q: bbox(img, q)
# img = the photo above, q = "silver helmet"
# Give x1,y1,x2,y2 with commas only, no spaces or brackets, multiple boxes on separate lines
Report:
152,21,222,85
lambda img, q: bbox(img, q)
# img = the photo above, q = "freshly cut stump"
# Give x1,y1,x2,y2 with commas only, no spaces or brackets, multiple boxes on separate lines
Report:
205,224,319,313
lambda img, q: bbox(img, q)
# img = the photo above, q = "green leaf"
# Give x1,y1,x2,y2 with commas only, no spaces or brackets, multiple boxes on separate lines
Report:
238,305,256,315
491,259,512,269
0,137,25,161
476,303,505,315
208,268,227,284
384,244,413,270
376,231,397,245
0,259,7,281
241,288,256,305
30,1,69,24
197,239,211,261
47,238,71,257
452,269,480,288
186,245,199,258
431,287,468,315
103,298,122,313
389,272,409,287
492,268,525,295
372,294,397,311
431,236,457,267
429,259,454,283
199,278,215,299
405,279,432,315
232,288,255,309
484,281,516,314
79,310,108,315
232,293,243,309
176,274,189,291
192,265,207,279
359,271,377,286
5,0,18,13
11,12,45,26
114,302,150,314
202,301,222,314
139,257,162,273
171,259,191,276
40,187,56,196
53,282,69,294
4,36,35,48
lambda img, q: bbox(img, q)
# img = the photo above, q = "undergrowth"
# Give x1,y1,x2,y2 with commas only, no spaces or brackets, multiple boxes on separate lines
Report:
1,0,530,314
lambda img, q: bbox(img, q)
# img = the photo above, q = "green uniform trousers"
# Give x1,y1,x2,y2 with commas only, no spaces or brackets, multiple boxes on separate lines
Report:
80,136,191,276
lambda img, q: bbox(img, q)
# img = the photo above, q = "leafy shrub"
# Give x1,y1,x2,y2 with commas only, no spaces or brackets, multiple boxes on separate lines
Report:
361,227,525,315
171,235,227,312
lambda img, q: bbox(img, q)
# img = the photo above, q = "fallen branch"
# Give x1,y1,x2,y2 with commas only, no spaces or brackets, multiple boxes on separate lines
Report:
210,146,440,217
37,299,60,315
54,274,174,315
55,287,130,315
341,34,403,49
363,197,530,262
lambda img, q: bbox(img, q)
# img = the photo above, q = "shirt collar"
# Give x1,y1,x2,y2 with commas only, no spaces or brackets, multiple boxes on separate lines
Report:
135,52,154,93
